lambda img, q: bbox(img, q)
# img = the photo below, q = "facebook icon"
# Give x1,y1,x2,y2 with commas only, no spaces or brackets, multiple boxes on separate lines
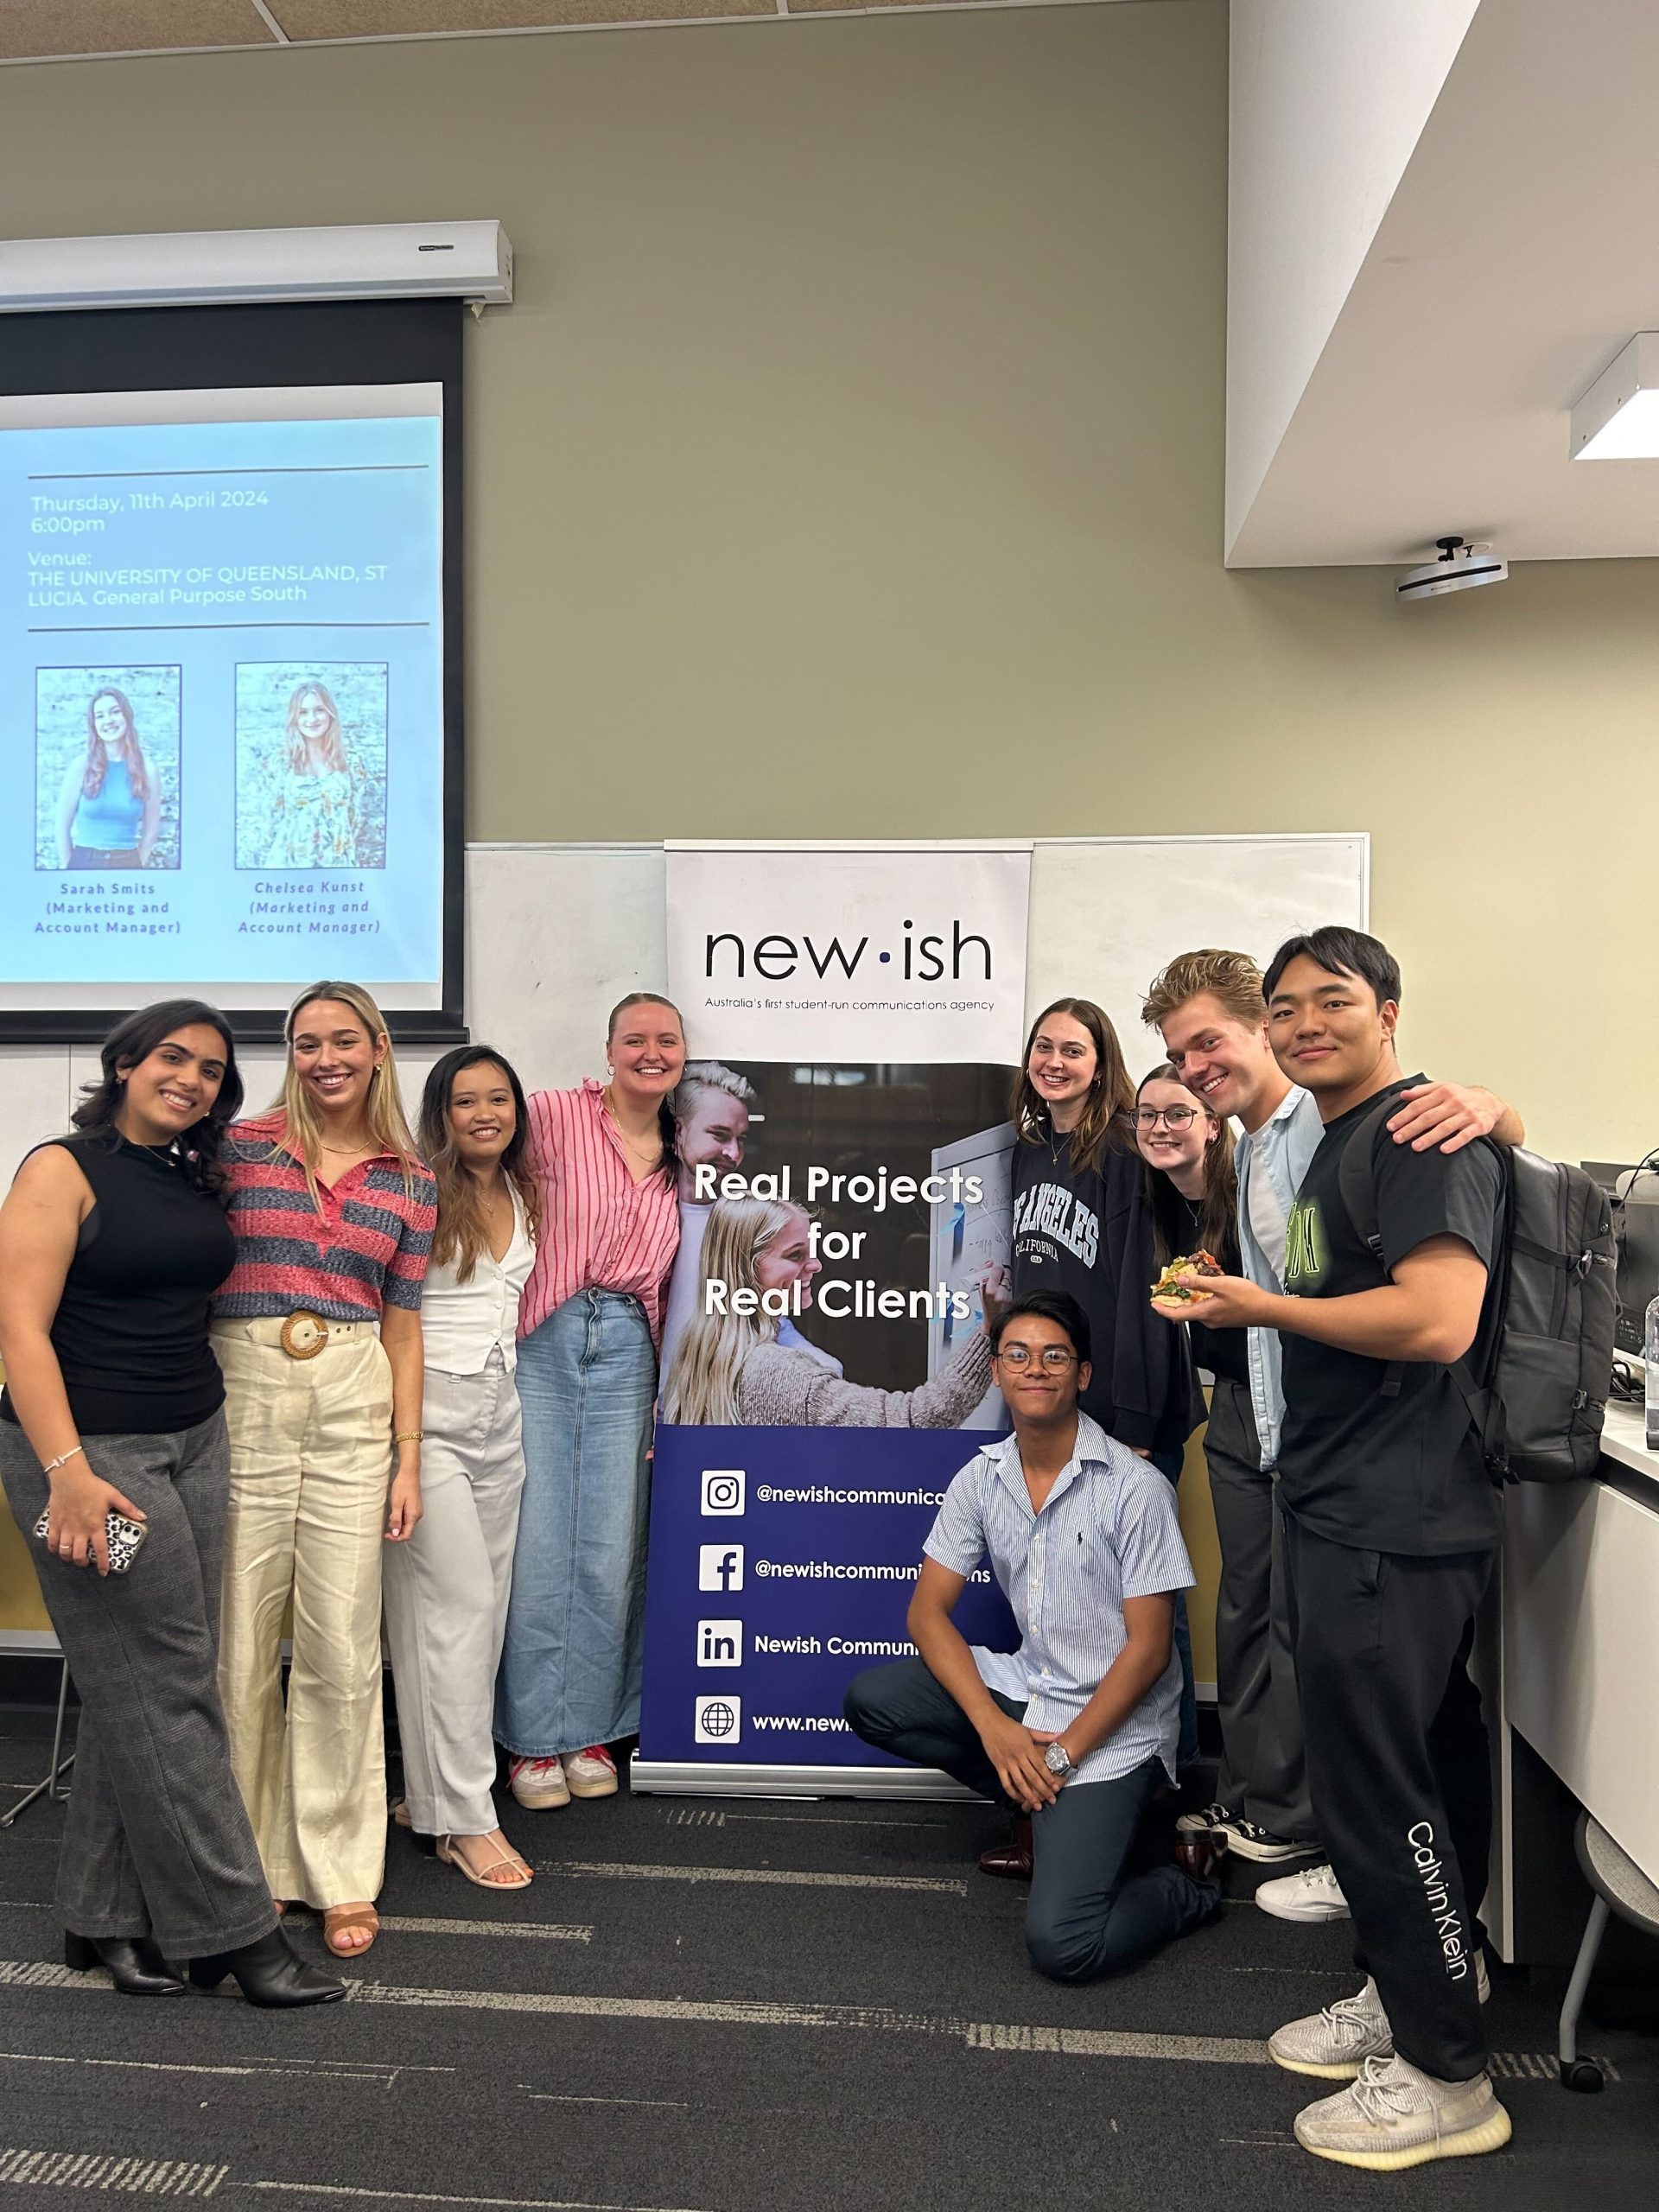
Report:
698,1543,744,1593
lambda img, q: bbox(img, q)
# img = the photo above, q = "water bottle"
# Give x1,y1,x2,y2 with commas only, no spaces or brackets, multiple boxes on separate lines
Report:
1646,1293,1659,1451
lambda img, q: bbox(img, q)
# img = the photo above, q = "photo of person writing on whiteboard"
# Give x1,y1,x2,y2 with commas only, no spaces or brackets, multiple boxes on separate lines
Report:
661,1195,1010,1426
233,667,387,869
43,681,169,870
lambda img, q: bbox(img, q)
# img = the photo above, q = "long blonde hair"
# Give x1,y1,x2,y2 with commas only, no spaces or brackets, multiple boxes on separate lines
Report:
285,681,347,776
662,1196,803,1425
272,979,422,1208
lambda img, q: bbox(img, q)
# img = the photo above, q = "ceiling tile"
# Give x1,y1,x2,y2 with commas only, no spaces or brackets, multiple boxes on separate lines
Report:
0,2,276,61
270,0,774,36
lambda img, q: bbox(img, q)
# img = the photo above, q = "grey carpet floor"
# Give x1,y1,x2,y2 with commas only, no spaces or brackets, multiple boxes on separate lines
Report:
0,1710,1652,2212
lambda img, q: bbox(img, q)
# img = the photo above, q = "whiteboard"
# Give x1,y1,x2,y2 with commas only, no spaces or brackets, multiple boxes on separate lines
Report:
1027,835,1370,1084
0,835,1363,1180
464,843,667,1088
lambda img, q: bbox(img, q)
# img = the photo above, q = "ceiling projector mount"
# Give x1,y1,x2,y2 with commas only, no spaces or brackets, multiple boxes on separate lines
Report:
1395,536,1509,601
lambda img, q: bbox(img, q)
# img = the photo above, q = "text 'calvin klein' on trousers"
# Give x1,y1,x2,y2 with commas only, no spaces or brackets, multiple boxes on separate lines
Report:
383,1351,526,1835
0,1413,275,1958
213,1319,393,1910
1284,1513,1495,2082
496,1288,657,1758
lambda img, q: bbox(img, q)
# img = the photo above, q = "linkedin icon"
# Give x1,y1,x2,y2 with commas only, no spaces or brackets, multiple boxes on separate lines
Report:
696,1618,743,1668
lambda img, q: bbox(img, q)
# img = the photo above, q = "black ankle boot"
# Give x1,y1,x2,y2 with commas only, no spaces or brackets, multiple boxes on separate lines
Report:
188,1923,346,2008
64,1930,186,1996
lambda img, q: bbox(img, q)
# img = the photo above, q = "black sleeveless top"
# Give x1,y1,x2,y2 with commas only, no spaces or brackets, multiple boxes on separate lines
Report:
0,1134,235,1435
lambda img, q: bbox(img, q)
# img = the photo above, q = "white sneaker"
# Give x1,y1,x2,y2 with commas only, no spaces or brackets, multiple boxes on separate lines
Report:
1269,1977,1392,2079
1256,1861,1350,1923
509,1755,570,1809
1269,1959,1491,2081
1293,2053,1511,2171
565,1745,619,1800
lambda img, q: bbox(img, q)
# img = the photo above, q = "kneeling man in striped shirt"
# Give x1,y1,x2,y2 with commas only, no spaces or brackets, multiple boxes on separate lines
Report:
844,1288,1222,1981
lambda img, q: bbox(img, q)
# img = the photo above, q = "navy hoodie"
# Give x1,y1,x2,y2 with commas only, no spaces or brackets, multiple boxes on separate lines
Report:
1009,1115,1201,1455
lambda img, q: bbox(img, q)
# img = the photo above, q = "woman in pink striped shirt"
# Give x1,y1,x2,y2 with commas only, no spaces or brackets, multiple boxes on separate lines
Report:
495,993,684,1809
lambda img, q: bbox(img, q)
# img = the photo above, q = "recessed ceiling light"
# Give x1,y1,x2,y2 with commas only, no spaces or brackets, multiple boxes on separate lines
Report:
1572,334,1659,459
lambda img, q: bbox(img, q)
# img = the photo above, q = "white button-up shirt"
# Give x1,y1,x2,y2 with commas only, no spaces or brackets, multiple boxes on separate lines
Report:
923,1411,1194,1786
417,1189,535,1375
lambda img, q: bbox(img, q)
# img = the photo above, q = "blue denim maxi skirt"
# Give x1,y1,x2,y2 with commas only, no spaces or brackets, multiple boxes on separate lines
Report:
494,1289,657,1757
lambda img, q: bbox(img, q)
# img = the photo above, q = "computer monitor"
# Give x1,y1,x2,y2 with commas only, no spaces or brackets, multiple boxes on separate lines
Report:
1585,1160,1659,1356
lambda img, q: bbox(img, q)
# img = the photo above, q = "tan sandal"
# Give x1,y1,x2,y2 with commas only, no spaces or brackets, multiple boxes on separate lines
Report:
436,1834,533,1891
322,1904,379,1957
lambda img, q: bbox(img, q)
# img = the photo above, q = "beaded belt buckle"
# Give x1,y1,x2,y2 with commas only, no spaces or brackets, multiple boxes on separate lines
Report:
278,1309,330,1360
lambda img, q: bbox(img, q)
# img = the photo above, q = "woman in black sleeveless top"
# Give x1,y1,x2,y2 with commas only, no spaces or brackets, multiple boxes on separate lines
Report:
0,1001,341,2006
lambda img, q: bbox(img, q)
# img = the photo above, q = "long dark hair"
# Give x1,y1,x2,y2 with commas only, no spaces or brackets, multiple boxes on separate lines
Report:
607,991,682,1186
1010,996,1135,1176
72,999,243,1199
420,1046,543,1283
1135,1061,1238,1268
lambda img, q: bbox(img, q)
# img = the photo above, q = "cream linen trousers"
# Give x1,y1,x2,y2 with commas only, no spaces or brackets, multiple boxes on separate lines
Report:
213,1317,392,1909
382,1351,525,1836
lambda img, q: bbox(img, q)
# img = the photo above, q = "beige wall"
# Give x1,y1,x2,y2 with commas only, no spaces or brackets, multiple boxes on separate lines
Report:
1,3,1653,1162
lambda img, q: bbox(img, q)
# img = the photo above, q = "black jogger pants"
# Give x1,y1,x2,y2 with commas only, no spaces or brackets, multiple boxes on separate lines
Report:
1283,1512,1496,2082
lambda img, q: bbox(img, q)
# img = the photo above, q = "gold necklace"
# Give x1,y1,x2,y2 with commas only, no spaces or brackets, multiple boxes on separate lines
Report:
603,1087,662,1159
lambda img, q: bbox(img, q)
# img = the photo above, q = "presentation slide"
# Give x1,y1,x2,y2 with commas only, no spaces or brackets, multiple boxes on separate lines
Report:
0,383,446,1014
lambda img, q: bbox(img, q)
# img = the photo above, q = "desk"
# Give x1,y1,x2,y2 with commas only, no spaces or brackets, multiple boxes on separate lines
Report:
1492,1402,1659,1961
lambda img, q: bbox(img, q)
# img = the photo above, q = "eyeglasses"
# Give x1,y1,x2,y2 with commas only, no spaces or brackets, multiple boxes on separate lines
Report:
994,1344,1077,1371
1135,1105,1199,1130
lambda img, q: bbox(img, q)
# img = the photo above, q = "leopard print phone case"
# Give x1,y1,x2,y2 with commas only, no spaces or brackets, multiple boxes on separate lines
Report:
33,1508,149,1574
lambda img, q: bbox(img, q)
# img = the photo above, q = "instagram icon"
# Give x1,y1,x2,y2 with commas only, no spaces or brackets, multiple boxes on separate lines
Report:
701,1469,746,1516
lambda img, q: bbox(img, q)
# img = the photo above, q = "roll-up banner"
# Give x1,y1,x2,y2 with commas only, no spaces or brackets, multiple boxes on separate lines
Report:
634,842,1032,1796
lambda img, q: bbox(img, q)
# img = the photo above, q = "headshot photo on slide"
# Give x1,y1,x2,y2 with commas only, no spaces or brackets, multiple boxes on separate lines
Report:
35,665,181,872
233,661,388,870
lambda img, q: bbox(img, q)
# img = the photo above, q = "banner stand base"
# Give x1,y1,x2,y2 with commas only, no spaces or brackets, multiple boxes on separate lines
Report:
629,1758,986,1802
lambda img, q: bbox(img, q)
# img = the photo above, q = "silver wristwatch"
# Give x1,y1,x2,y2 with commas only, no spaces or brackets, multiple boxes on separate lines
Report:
1043,1742,1074,1777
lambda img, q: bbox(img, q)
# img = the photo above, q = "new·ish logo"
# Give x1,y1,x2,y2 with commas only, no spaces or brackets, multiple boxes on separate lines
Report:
703,919,992,984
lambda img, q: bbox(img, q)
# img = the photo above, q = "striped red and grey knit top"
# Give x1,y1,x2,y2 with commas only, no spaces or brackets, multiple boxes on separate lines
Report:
213,1111,438,1322
518,1079,681,1347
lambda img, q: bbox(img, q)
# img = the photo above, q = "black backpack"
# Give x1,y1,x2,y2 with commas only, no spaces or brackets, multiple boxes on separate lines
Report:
1338,1109,1616,1484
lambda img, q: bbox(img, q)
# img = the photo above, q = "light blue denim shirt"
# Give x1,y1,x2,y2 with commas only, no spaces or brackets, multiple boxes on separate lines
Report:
923,1411,1194,1785
1232,1084,1323,1471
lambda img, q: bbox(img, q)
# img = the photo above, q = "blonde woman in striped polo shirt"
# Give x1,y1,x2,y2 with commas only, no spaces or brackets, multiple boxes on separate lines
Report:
496,993,684,1812
212,981,436,1959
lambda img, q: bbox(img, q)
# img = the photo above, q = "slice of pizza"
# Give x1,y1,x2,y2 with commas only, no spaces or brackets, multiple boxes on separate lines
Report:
1149,1250,1224,1304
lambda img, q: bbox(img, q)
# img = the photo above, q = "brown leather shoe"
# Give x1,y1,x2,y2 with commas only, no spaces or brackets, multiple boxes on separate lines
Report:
977,1817,1033,1880
1173,1833,1226,1882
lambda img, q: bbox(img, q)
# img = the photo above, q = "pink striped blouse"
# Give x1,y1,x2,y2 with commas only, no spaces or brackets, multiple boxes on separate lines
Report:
518,1079,681,1348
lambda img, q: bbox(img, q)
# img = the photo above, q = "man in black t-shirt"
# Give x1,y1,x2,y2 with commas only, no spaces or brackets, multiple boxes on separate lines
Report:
1159,928,1510,2173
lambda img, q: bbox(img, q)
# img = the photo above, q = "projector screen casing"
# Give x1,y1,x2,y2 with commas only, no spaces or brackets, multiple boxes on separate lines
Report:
0,300,464,1046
